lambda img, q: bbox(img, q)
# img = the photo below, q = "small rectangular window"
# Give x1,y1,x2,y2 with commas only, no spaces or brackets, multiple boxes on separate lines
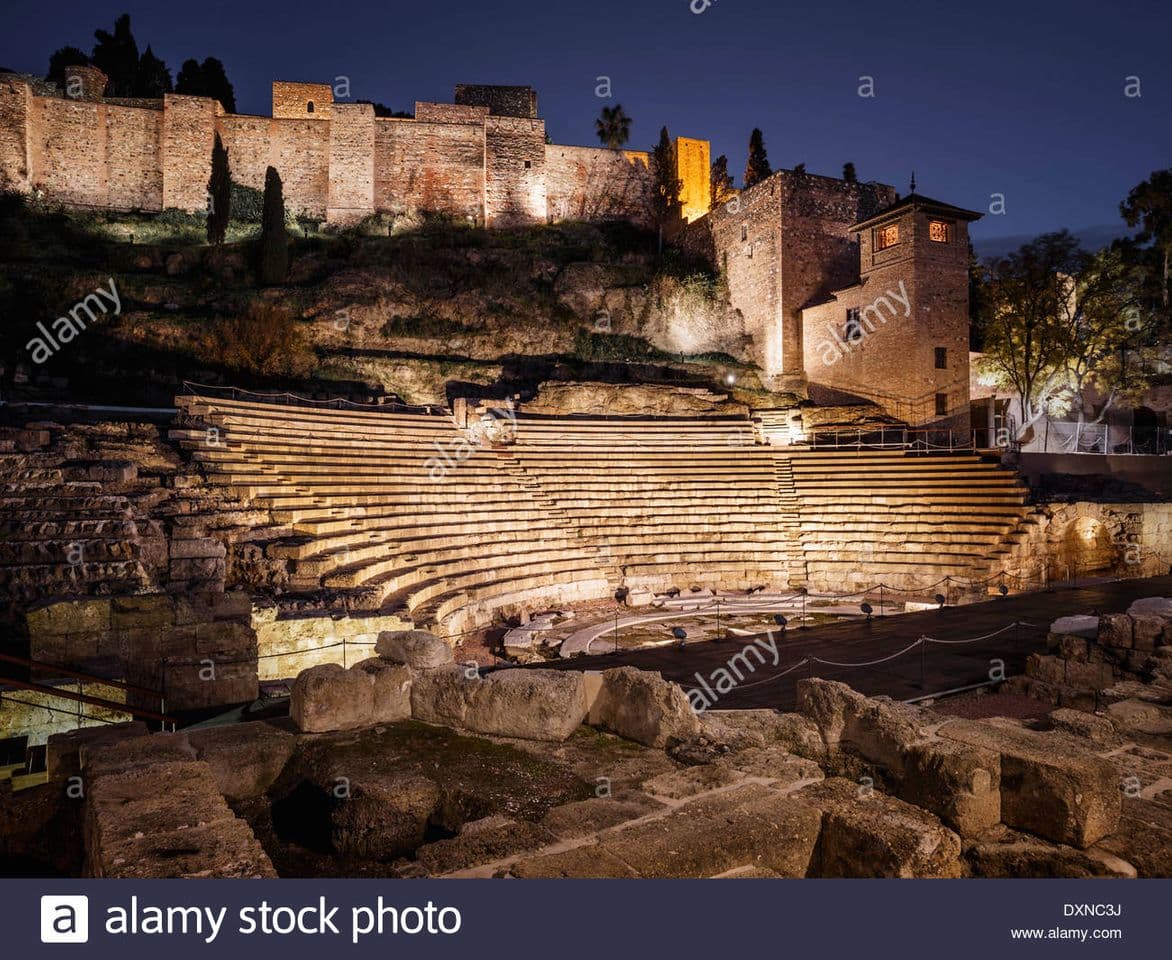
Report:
844,308,862,341
935,393,949,417
929,220,952,243
524,159,532,169
741,224,748,242
877,224,900,249
935,347,947,369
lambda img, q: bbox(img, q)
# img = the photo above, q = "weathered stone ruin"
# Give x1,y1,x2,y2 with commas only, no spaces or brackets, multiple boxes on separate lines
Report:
11,615,1159,879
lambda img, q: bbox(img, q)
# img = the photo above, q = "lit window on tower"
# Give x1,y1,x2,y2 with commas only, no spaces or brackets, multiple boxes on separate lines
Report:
877,224,900,249
929,220,952,243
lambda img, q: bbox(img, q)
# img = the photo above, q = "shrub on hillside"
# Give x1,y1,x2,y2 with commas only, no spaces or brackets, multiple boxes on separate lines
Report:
229,181,264,223
210,301,314,378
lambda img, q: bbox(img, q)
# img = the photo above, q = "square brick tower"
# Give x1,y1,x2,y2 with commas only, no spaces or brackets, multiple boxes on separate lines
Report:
801,193,982,437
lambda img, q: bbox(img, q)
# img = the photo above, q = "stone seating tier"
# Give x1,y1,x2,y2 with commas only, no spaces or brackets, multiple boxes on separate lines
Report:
174,396,1035,631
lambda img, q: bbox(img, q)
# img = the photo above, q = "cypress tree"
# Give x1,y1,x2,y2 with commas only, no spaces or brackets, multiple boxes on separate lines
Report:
743,128,772,189
206,133,231,246
260,166,288,285
710,154,735,210
650,126,682,255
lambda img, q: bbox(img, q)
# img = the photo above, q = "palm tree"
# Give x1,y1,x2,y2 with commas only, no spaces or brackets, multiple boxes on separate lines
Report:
596,104,632,150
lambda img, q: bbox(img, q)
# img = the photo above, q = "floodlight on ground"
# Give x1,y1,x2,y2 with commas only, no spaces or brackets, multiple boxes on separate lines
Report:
671,627,687,640
998,584,1009,597
773,614,788,630
860,602,873,620
724,373,737,386
934,593,946,608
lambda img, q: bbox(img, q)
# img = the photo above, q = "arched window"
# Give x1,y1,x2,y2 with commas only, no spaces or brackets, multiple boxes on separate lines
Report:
307,101,315,114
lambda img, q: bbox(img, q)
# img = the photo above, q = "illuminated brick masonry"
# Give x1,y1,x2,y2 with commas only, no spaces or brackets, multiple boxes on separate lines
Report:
0,69,706,229
0,66,979,426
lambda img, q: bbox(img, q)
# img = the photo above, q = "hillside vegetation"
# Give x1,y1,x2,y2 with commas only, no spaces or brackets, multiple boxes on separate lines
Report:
1,196,771,407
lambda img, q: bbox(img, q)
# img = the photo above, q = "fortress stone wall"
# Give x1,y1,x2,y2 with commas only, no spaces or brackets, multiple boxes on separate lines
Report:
0,67,979,428
0,72,673,228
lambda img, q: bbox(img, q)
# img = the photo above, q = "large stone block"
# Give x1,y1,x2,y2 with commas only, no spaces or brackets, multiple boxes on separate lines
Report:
187,722,298,800
375,630,453,669
82,732,196,777
161,653,258,710
1127,597,1172,618
463,669,588,742
46,721,148,780
1098,614,1134,650
966,836,1135,878
587,666,700,748
1050,615,1099,639
699,708,825,759
111,595,175,630
798,778,962,878
353,658,413,724
795,678,923,768
290,663,374,733
1047,709,1118,746
98,818,276,879
1063,659,1115,692
939,719,1120,848
26,599,111,637
1026,653,1066,686
1131,615,1166,653
595,784,822,878
410,664,474,726
898,738,1001,838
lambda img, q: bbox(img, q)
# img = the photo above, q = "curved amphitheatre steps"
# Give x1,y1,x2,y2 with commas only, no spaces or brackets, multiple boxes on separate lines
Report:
171,395,1038,636
787,449,1034,590
506,414,797,593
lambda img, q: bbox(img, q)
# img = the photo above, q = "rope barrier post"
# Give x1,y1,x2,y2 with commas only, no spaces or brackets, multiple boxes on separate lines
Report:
879,584,885,618
919,637,926,691
342,637,347,669
716,599,722,641
614,610,619,655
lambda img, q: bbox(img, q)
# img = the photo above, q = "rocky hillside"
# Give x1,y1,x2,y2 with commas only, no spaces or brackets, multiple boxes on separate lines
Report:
1,198,776,408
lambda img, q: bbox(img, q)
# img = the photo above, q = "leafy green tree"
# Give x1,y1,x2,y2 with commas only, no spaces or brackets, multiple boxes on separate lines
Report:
354,100,412,118
595,104,632,150
47,46,90,87
206,134,231,246
259,166,288,285
743,128,772,189
975,231,1150,439
709,154,734,210
91,14,139,97
134,45,172,97
649,126,682,255
1120,168,1172,313
176,57,236,113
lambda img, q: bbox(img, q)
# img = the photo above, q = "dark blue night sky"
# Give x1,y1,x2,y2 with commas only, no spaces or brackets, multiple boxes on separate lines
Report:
2,0,1168,250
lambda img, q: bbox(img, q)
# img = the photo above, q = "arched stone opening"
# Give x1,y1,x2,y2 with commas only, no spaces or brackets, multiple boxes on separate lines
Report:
1054,515,1118,578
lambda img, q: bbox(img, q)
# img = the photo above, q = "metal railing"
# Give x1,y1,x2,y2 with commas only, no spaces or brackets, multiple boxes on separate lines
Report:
972,422,1169,455
807,426,973,452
